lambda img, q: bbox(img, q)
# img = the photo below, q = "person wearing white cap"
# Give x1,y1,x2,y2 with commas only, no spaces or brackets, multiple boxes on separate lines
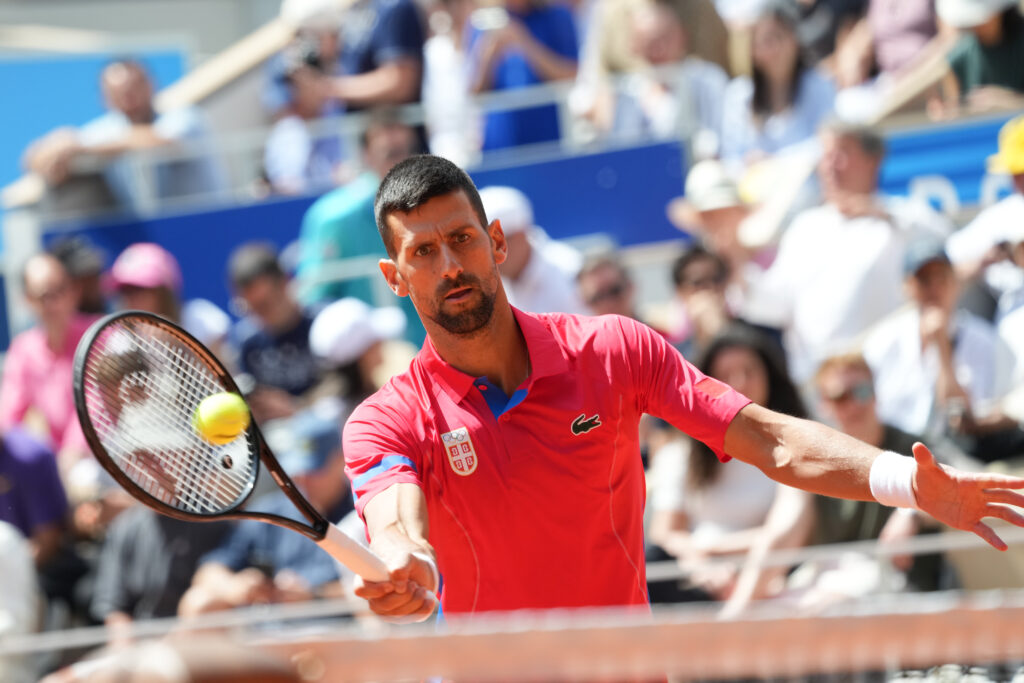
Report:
477,186,586,316
309,297,409,406
932,0,1024,116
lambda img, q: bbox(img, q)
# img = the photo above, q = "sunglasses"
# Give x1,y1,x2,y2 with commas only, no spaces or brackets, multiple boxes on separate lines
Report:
822,381,874,404
585,282,628,306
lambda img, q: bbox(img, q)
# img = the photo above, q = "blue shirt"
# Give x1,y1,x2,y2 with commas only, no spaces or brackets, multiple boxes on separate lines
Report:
233,309,321,397
469,5,578,150
339,0,426,107
200,492,353,588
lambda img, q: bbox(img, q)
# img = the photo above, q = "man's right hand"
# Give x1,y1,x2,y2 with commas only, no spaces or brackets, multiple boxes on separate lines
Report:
353,549,438,622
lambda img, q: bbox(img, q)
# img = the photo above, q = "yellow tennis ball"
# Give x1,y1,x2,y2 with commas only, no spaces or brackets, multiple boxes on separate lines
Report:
193,392,250,445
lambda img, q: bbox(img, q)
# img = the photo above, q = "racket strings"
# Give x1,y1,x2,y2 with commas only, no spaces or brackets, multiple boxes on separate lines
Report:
81,320,256,514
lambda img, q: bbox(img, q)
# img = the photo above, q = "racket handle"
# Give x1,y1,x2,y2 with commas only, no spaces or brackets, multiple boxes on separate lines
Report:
319,523,390,582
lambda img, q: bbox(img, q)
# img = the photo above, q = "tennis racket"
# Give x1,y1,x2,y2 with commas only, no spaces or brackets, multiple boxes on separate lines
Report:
72,310,389,582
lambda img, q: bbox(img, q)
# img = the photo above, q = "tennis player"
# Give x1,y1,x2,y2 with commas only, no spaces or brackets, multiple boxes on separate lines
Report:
343,155,1024,621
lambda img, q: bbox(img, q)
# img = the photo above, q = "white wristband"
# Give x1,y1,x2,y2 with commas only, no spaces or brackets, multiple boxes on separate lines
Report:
869,450,919,509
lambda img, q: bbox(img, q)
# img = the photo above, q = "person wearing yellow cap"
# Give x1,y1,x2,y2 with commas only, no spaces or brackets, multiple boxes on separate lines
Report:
946,115,1024,316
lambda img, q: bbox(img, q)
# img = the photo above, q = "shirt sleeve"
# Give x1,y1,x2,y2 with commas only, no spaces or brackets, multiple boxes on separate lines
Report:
342,399,423,518
91,511,136,619
615,316,751,462
373,0,426,65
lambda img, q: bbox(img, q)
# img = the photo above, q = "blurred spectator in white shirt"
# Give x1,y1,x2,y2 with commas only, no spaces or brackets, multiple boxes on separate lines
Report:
863,239,1020,461
743,120,953,382
479,185,586,314
23,59,223,211
946,115,1024,321
720,0,836,169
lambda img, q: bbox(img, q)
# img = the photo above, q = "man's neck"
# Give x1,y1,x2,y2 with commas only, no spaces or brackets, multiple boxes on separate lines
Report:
428,303,530,396
44,320,70,353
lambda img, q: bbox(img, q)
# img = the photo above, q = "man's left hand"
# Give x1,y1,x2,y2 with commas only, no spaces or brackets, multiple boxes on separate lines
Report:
911,442,1024,550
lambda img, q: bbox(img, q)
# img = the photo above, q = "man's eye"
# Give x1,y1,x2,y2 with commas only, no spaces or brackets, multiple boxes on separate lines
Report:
415,245,432,256
455,233,470,243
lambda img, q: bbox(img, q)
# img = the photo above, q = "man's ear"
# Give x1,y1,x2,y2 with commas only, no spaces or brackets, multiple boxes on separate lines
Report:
489,219,508,266
379,258,408,297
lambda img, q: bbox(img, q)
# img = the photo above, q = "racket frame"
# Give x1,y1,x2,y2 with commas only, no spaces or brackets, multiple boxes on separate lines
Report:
73,310,334,542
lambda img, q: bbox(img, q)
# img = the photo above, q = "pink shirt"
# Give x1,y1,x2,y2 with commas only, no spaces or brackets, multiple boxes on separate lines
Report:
0,314,97,455
344,310,750,614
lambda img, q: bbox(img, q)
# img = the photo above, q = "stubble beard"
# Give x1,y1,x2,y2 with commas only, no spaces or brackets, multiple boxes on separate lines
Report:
429,274,496,336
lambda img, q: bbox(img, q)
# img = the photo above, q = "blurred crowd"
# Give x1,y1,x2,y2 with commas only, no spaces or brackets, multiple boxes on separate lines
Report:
5,0,1024,679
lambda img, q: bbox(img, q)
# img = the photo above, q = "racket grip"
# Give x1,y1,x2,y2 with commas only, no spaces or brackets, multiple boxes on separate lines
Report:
319,523,390,582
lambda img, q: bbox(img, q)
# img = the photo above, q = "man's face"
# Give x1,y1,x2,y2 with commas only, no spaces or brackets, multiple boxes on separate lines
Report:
239,274,291,329
578,263,633,317
817,366,877,435
819,132,879,196
102,64,154,123
364,125,418,179
631,4,686,65
24,258,78,329
907,260,958,311
675,257,726,305
380,190,507,337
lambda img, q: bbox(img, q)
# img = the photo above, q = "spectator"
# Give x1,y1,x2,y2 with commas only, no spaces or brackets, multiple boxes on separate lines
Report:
0,521,42,683
724,351,949,616
329,0,426,109
308,297,409,410
670,246,782,363
863,238,1021,461
668,159,773,297
0,254,97,470
576,254,641,319
646,325,806,602
793,0,869,67
610,0,728,146
108,242,183,323
742,120,953,382
422,0,482,166
945,114,1024,320
48,236,108,315
478,185,586,315
263,11,344,119
296,112,422,340
932,0,1024,117
263,39,346,196
90,505,230,646
0,429,67,568
22,59,223,211
467,0,578,150
572,0,730,141
832,0,946,122
228,243,323,423
178,433,352,617
720,0,836,167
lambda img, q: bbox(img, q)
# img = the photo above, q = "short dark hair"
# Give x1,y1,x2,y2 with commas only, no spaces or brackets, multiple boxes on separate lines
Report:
670,245,728,288
227,242,284,289
374,155,488,258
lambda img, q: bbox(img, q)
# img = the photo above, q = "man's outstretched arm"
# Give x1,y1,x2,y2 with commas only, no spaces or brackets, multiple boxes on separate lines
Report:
355,482,439,621
724,403,1024,550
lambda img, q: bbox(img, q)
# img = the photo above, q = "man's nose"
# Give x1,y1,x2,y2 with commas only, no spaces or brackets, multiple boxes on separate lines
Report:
439,244,463,278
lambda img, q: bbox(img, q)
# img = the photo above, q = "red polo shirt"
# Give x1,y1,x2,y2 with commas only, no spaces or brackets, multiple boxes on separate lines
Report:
343,309,750,614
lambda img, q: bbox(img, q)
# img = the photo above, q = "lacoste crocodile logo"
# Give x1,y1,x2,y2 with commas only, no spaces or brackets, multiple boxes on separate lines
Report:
571,413,602,435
